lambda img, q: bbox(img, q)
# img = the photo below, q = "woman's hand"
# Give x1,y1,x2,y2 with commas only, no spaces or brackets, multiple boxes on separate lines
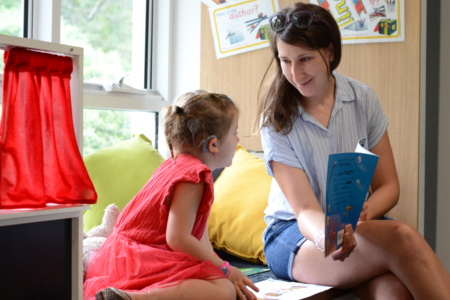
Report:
227,266,259,300
329,203,366,261
329,224,357,262
358,202,369,223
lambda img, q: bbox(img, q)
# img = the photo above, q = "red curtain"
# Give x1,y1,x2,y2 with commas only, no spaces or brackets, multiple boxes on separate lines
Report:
0,47,97,208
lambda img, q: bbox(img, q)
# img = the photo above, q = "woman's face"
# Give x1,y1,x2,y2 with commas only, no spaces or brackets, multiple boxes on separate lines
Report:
277,38,333,101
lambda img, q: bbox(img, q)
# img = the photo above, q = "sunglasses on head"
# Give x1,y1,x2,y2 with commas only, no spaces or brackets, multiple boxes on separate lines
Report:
268,10,332,32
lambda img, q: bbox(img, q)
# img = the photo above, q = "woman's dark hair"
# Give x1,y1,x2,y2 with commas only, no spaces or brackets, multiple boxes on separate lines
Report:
256,3,341,134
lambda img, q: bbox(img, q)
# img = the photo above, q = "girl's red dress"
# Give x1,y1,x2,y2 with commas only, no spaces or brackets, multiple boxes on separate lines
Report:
83,154,224,299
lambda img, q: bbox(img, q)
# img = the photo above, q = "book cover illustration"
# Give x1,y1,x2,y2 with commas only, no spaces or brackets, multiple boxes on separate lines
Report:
240,266,270,276
254,278,332,300
324,138,379,256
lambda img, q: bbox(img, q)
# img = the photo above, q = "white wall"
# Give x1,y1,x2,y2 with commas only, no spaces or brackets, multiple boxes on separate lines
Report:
437,0,450,271
171,0,202,101
156,0,201,158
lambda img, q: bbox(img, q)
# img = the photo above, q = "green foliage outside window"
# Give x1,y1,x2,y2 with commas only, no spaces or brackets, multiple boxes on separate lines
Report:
61,0,134,84
83,109,131,156
0,0,22,37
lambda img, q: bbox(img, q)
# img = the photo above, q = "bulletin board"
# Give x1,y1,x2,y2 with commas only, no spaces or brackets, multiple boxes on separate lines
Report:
200,0,420,228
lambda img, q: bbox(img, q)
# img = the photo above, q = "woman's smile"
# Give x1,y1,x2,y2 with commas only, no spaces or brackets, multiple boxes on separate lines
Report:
297,77,313,89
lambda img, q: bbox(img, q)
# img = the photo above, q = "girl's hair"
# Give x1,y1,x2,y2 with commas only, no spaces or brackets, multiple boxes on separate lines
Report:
164,90,238,157
256,3,341,134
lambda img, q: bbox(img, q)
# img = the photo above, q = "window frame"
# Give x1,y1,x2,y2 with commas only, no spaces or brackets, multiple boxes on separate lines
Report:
6,0,173,150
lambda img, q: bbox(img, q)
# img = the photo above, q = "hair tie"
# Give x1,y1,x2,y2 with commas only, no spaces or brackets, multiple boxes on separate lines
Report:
175,106,184,115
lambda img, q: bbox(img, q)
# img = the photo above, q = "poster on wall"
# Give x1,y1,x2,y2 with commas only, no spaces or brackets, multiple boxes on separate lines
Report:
207,0,279,59
309,0,404,44
201,0,228,6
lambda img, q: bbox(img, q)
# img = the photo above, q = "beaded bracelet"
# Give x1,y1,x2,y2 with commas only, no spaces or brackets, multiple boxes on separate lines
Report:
314,233,325,252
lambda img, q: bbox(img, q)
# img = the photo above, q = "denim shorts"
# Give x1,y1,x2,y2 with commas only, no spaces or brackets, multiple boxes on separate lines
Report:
263,219,306,281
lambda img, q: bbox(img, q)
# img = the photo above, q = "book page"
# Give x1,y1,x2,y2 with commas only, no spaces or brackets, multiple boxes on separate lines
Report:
355,138,377,155
254,278,332,300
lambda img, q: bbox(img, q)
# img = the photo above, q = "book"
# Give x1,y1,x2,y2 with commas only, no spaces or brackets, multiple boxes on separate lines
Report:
324,138,379,256
253,278,332,300
239,266,270,276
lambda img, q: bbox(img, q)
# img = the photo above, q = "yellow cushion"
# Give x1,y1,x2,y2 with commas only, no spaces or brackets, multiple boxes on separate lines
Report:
83,134,165,232
209,146,271,264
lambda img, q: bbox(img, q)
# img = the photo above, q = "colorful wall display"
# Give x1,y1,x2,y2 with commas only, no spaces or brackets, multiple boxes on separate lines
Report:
204,0,403,59
309,0,404,44
206,0,279,59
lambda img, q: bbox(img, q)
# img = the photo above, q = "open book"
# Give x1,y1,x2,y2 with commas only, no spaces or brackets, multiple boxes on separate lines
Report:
239,267,270,276
253,278,332,300
324,138,379,256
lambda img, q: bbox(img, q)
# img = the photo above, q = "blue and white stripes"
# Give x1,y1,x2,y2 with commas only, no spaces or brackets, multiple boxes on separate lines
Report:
261,72,388,227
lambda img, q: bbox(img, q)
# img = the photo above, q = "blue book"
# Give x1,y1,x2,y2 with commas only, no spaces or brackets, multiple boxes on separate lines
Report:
324,139,379,256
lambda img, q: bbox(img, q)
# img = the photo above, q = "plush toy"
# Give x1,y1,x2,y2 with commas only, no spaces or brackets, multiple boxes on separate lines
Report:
82,203,121,279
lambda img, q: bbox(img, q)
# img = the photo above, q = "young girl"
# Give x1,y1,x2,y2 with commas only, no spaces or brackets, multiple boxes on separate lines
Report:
84,90,259,300
257,3,450,299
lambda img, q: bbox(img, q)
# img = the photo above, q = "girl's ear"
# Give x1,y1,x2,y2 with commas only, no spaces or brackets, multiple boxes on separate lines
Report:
207,136,219,154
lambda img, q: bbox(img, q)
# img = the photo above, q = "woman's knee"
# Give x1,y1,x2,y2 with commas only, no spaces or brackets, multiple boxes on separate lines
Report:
390,222,422,246
353,273,413,300
386,277,414,299
382,221,431,263
376,221,418,246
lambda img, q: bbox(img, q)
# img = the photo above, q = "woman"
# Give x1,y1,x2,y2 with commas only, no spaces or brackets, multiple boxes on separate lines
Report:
257,3,450,299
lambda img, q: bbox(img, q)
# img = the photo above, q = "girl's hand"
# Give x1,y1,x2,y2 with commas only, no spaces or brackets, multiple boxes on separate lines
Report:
227,266,259,300
329,224,356,262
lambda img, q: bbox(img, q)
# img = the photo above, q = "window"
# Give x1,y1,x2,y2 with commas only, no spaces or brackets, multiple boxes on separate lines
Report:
0,0,168,156
0,0,24,73
0,0,24,38
60,0,148,88
83,109,157,155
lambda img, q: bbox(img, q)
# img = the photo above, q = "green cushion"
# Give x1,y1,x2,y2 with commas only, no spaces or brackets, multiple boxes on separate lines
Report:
83,134,165,232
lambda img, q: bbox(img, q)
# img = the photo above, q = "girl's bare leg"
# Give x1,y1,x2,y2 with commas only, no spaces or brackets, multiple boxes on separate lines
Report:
99,278,235,300
292,220,450,300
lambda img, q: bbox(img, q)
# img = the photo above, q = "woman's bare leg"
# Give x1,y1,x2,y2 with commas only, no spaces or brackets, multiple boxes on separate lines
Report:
292,220,450,300
352,272,413,300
